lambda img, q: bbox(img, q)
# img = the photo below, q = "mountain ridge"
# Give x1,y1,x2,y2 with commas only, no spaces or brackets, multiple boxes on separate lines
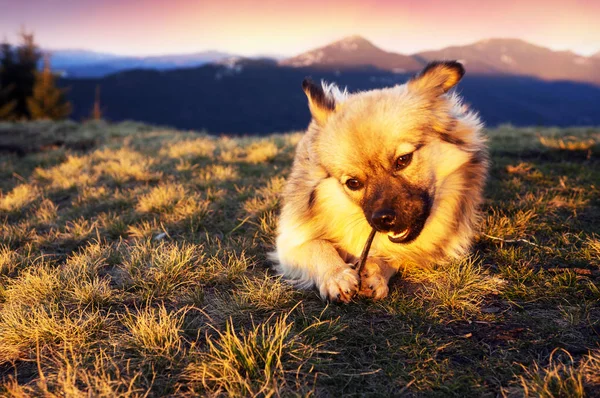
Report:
49,36,600,84
281,36,600,86
61,61,600,134
415,38,600,84
280,35,422,72
47,49,236,77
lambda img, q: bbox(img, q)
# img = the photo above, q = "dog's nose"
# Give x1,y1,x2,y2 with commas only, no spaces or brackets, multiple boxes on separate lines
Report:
371,209,396,231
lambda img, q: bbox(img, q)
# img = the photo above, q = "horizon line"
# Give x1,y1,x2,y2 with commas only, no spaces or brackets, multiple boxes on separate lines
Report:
4,34,599,59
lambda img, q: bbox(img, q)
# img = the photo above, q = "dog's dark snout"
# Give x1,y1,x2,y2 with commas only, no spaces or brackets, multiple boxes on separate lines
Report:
372,209,396,231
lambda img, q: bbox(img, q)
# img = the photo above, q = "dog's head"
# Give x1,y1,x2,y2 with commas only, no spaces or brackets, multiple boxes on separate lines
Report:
303,61,478,244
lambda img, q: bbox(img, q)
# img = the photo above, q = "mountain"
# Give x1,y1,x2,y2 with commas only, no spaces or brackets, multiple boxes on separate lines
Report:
282,36,600,86
592,51,600,59
61,60,600,134
47,50,236,77
415,38,600,85
49,37,600,83
280,35,422,73
48,49,123,67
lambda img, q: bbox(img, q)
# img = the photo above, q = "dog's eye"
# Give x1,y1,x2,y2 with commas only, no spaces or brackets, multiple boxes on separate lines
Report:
395,153,413,170
345,178,363,191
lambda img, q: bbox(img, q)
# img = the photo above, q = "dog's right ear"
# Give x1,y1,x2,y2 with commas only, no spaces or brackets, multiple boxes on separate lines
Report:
408,61,465,94
302,78,335,125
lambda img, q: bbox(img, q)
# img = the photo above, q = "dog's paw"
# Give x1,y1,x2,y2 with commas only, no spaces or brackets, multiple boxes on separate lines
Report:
319,265,359,303
359,261,390,300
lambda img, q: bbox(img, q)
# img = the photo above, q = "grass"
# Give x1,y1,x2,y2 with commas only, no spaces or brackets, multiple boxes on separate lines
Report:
0,121,599,396
185,310,335,396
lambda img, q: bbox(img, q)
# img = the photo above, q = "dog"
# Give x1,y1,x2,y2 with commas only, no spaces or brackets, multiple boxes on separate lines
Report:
271,61,488,302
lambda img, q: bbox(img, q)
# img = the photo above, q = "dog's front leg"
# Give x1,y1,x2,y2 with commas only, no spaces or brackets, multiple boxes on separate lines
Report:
277,239,359,303
358,257,395,300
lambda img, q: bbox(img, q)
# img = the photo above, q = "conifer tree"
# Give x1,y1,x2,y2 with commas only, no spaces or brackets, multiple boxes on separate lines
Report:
0,41,17,120
90,85,102,120
27,56,72,120
0,84,16,120
13,30,41,118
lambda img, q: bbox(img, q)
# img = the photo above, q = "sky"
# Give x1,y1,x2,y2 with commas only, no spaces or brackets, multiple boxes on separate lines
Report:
1,0,599,57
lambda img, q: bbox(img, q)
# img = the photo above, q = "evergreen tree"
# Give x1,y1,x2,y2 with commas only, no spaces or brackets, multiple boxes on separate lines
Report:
27,56,72,120
0,84,16,120
90,85,102,120
0,41,17,120
13,30,41,118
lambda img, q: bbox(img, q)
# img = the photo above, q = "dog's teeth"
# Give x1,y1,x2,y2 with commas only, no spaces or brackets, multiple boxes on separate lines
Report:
388,229,409,239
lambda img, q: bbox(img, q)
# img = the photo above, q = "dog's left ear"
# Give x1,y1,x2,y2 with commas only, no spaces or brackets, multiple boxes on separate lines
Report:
302,78,336,125
409,61,465,94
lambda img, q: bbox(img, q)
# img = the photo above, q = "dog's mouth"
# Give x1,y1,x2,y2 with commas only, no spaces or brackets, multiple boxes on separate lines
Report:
387,228,411,243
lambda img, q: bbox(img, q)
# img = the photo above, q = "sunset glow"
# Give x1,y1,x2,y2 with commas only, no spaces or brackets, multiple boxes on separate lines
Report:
1,0,599,56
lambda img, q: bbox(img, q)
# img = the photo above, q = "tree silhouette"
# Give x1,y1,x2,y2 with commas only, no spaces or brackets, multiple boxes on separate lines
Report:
90,85,102,120
27,55,72,120
0,86,16,120
12,30,41,118
0,41,17,120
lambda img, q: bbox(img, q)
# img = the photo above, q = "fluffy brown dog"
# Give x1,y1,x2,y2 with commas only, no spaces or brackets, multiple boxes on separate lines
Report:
271,61,488,302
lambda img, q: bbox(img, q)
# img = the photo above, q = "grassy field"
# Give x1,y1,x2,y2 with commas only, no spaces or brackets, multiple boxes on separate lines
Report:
0,120,599,397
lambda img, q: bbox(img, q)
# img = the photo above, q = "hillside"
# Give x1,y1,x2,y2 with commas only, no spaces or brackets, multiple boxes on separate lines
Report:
48,49,236,78
281,36,600,86
51,36,600,85
280,35,422,72
47,37,600,133
0,121,599,396
61,62,600,134
415,38,600,85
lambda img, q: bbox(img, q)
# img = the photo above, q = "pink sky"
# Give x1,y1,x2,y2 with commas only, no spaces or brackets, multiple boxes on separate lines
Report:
1,0,599,56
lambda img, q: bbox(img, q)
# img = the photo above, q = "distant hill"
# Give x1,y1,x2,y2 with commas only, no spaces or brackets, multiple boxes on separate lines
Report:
415,38,600,85
49,37,600,84
48,49,123,67
47,49,236,77
61,60,600,134
280,36,422,73
281,36,600,86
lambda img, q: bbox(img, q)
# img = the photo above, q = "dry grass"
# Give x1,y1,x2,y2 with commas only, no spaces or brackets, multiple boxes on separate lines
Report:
185,309,333,396
538,135,596,151
136,183,188,214
93,147,162,184
0,184,40,213
407,256,505,318
121,304,189,361
118,240,204,300
0,304,107,364
0,121,598,396
3,347,146,397
136,183,210,223
163,137,217,159
0,244,22,276
235,274,298,311
518,349,587,397
34,155,96,189
245,141,279,164
35,198,59,222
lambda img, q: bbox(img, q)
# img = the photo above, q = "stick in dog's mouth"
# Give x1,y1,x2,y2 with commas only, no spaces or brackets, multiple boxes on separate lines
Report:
356,228,377,274
358,228,411,275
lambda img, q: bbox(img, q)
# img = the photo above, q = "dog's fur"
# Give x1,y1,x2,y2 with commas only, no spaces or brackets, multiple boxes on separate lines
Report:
271,61,488,302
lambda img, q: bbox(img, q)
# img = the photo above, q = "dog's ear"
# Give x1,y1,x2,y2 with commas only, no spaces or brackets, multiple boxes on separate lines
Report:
409,61,465,94
302,78,336,125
